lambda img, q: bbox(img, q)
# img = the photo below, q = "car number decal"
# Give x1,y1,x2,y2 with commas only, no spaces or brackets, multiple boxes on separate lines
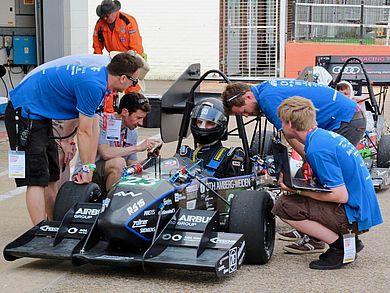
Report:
118,177,159,187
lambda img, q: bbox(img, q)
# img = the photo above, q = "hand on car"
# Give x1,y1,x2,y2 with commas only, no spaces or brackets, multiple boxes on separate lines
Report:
73,170,93,184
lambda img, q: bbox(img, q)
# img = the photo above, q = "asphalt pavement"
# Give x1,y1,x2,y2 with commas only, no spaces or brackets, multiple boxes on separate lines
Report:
0,80,389,292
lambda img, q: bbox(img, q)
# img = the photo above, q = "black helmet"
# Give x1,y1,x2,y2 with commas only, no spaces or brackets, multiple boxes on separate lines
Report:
190,98,228,145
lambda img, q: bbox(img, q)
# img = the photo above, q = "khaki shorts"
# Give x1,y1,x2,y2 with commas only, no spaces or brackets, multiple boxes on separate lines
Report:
272,194,350,235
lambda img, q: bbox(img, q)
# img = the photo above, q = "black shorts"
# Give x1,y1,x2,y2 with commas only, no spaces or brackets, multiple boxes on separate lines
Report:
5,102,60,187
334,110,366,147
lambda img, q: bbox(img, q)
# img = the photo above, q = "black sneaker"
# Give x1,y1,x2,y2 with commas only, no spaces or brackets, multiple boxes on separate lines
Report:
319,238,363,260
309,247,346,270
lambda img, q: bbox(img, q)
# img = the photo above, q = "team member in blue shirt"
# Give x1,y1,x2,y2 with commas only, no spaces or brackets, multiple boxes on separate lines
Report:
5,52,143,225
221,79,366,156
272,96,383,270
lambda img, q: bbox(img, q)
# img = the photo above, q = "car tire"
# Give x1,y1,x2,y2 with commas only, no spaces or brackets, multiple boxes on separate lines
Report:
228,190,275,264
250,130,274,157
53,181,102,221
377,134,390,168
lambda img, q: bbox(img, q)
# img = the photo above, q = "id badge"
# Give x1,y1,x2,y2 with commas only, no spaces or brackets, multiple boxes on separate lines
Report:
105,113,121,141
8,150,26,178
343,233,356,264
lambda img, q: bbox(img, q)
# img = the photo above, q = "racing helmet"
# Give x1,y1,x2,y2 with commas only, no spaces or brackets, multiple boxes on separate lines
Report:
190,98,228,145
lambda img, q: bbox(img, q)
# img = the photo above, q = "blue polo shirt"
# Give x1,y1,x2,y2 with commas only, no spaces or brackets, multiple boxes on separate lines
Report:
10,64,108,120
252,79,358,130
305,128,383,231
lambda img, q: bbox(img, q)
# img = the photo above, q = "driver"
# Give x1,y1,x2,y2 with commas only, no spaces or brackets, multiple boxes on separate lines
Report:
179,99,245,178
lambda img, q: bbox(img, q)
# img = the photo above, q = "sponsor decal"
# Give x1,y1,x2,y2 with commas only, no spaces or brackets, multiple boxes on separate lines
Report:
219,254,229,265
238,252,245,266
232,160,241,167
162,198,172,206
162,208,175,215
144,209,155,216
186,183,199,193
66,227,88,235
174,192,186,202
332,65,361,74
128,29,136,34
229,247,238,273
126,198,146,216
119,37,126,42
67,227,78,234
186,199,196,210
178,214,211,224
40,225,59,232
101,198,111,213
144,208,175,216
140,227,155,233
162,234,201,242
131,219,148,228
113,191,142,197
210,237,236,245
74,208,100,220
238,241,245,258
199,178,251,193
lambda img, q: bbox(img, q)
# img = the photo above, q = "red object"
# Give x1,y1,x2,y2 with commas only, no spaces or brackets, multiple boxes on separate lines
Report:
303,161,313,181
132,164,143,174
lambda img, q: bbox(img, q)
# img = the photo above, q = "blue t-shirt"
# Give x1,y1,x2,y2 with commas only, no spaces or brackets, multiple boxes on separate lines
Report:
21,54,111,83
10,64,108,120
305,128,383,231
252,80,358,130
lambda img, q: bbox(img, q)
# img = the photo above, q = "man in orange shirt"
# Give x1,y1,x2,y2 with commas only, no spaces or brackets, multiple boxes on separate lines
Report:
93,0,144,56
94,0,145,101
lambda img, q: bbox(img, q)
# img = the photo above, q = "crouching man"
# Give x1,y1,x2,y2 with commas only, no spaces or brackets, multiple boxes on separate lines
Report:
272,96,383,270
73,92,161,195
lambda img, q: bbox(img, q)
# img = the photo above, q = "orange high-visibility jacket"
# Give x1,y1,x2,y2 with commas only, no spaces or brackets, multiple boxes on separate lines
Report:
93,11,144,55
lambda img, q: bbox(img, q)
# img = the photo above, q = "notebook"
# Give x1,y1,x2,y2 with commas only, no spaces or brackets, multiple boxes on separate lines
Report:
272,140,331,192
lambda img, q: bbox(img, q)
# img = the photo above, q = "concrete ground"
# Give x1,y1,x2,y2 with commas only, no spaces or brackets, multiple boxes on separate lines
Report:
0,80,389,293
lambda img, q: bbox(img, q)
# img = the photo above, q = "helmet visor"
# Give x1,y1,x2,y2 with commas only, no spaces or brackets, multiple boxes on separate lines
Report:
190,105,227,126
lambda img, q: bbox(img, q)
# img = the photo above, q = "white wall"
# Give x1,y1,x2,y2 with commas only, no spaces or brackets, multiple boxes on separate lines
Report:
87,0,220,79
65,0,89,55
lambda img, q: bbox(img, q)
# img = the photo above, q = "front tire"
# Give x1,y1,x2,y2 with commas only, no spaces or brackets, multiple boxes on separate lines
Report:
228,190,275,264
53,181,102,221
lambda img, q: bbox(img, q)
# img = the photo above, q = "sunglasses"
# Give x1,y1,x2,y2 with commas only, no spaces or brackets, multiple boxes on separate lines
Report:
122,74,139,87
137,98,149,105
226,91,246,104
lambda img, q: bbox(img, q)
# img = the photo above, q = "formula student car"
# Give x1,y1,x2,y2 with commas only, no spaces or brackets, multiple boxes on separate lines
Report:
3,65,276,277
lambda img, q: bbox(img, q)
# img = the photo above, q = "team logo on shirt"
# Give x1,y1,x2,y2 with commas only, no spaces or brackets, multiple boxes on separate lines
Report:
128,29,136,34
121,27,126,33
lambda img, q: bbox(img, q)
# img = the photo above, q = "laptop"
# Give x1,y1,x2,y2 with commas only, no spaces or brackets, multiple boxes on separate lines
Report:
272,140,331,192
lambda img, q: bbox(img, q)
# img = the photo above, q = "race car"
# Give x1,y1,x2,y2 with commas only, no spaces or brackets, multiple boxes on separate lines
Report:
3,65,276,277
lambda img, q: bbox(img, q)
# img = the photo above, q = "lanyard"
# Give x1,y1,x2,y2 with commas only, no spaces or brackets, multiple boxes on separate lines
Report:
114,128,128,147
